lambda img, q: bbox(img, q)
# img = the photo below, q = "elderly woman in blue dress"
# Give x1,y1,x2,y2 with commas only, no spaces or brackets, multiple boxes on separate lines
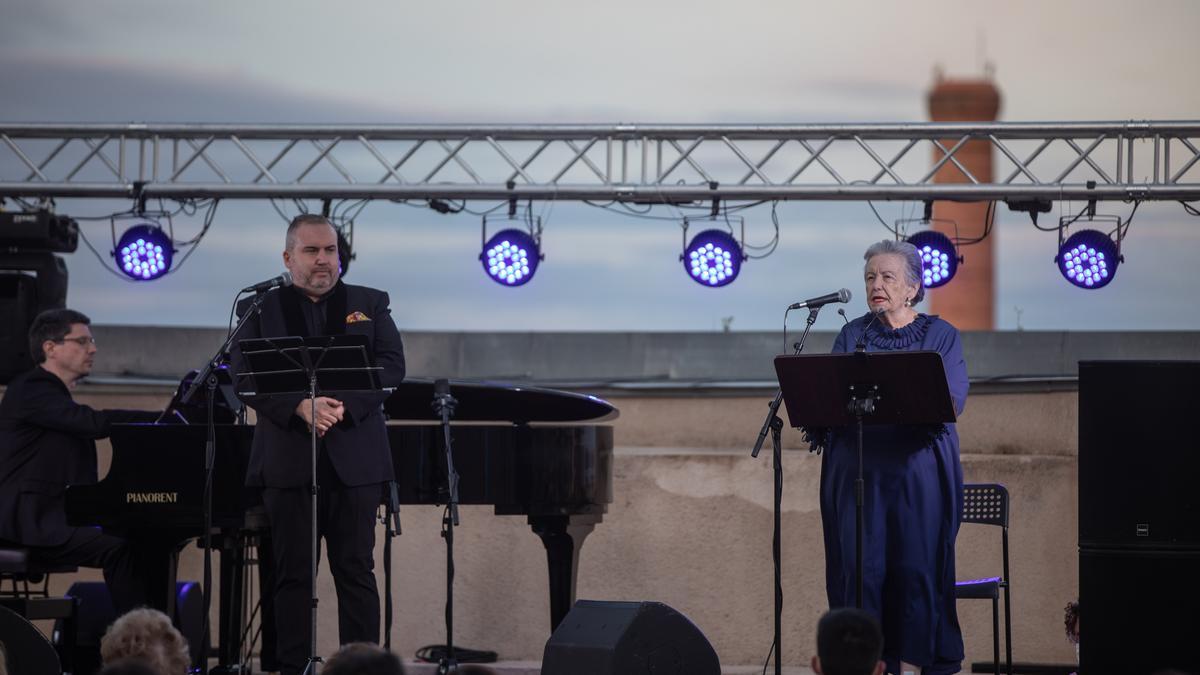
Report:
816,239,969,675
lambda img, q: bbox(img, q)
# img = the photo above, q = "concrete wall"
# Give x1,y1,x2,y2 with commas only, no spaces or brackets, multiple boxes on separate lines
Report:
87,326,1200,382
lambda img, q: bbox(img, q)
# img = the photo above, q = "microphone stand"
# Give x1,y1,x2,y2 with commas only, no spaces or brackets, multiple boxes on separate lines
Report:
431,380,461,675
179,290,268,675
750,305,821,675
300,344,327,675
848,308,881,609
382,481,402,651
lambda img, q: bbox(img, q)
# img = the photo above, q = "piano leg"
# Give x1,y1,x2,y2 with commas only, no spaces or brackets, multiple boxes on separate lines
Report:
217,537,245,669
529,514,602,631
256,529,280,673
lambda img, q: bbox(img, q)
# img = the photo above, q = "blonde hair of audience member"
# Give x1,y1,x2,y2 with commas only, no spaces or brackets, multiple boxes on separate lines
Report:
323,642,406,675
100,608,191,675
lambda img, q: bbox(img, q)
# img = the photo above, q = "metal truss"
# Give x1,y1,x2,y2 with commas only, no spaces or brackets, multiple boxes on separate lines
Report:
2,121,1199,202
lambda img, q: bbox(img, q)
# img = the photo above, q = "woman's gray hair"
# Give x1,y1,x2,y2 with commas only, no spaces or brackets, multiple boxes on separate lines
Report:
863,239,925,304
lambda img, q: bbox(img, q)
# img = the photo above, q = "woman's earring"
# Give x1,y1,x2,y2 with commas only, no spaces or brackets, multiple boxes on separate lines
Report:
905,298,912,307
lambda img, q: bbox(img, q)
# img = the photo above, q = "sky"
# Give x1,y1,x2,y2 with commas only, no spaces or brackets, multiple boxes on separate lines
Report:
1,0,1198,331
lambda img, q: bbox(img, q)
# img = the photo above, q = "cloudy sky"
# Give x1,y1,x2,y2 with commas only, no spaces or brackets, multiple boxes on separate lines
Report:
1,0,1197,331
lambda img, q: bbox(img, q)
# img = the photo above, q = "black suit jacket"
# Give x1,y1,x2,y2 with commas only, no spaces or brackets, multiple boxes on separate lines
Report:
230,282,405,488
0,367,155,546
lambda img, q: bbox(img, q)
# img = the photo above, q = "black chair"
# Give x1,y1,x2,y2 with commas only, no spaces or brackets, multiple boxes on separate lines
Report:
0,544,79,673
955,483,1012,675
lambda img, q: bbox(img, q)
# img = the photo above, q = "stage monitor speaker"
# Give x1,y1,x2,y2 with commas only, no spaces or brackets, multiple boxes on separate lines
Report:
0,252,69,384
0,604,61,675
56,581,205,673
542,600,720,675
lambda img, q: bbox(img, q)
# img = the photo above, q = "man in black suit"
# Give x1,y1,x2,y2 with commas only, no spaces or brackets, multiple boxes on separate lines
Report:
231,214,405,675
0,308,163,613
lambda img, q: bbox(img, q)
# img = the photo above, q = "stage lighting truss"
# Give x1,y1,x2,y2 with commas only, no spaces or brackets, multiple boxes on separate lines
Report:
895,203,964,289
480,214,542,287
111,211,176,281
681,216,746,287
1055,211,1124,289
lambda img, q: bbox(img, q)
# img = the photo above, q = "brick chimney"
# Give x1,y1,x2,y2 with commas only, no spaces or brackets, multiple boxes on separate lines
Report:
926,73,1001,330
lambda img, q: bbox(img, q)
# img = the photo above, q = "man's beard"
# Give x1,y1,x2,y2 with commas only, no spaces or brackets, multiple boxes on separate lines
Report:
306,270,336,290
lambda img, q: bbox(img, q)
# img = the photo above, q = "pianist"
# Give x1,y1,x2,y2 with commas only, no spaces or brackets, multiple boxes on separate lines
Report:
230,214,406,675
0,309,165,612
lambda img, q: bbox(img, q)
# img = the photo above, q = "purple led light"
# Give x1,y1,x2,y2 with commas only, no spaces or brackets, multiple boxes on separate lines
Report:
1057,230,1119,289
480,228,539,287
115,224,173,281
905,230,958,288
683,229,742,287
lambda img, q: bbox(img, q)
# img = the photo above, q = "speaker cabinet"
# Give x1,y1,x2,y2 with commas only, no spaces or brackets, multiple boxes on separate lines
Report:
1079,361,1200,675
57,581,205,673
0,252,68,384
1078,360,1200,546
1079,549,1200,674
542,600,720,675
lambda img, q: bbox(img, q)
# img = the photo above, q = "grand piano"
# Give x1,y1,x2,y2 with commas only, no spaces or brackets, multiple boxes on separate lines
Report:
65,378,616,666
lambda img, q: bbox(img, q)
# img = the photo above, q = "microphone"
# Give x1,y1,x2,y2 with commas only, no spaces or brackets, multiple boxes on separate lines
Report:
855,307,885,353
240,271,292,294
788,288,852,311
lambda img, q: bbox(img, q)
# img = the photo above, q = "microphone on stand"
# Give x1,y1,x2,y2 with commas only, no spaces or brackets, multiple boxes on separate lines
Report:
240,271,293,294
788,288,852,310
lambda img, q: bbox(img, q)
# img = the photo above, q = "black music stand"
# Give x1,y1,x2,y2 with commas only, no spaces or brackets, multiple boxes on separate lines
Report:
236,335,384,675
773,350,956,609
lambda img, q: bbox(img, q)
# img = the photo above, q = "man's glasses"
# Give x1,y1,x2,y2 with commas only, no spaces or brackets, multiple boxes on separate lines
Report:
58,336,97,347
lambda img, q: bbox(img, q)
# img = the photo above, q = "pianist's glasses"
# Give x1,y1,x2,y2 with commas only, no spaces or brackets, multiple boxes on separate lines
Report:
58,336,97,347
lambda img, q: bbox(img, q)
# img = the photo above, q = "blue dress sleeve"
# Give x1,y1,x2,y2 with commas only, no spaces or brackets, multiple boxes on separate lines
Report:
932,320,969,416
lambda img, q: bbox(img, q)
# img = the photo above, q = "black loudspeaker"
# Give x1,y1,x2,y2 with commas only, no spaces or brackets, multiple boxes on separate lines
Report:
542,600,720,675
1079,549,1200,674
56,581,206,673
1079,360,1200,545
1078,361,1200,675
0,605,61,675
0,252,69,384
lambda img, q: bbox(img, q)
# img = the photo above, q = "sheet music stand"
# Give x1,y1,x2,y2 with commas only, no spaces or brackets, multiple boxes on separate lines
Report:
774,350,956,608
236,334,384,675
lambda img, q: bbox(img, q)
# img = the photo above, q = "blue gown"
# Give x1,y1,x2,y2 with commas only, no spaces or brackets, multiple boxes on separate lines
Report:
814,312,968,675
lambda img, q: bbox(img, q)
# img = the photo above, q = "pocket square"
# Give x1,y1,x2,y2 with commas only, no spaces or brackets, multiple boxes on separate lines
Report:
346,311,372,324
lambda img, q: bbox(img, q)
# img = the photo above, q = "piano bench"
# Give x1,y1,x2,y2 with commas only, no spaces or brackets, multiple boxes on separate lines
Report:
0,545,81,673
0,545,79,598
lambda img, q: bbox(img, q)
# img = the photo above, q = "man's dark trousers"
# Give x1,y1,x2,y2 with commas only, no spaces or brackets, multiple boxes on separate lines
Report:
261,447,380,675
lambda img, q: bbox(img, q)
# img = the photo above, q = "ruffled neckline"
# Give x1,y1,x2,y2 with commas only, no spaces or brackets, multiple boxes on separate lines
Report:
862,312,935,350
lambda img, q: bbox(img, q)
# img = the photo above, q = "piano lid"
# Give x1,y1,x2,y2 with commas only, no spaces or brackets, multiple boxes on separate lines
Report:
384,378,618,424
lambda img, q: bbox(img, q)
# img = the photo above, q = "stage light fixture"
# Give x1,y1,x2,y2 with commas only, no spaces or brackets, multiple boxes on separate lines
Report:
905,230,959,288
1056,229,1119,289
480,207,543,287
683,229,743,287
115,223,173,281
481,228,540,286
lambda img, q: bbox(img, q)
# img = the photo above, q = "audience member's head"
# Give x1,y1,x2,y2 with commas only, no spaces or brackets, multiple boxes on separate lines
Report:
453,667,498,675
98,658,161,675
323,642,406,675
813,608,885,675
99,609,191,675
